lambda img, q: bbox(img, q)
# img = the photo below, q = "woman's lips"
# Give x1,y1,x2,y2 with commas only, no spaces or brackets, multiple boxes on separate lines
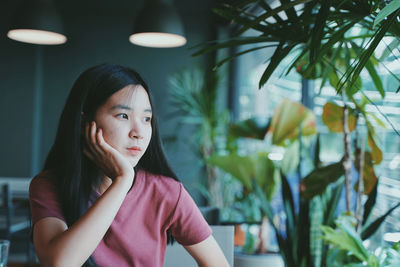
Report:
126,146,141,156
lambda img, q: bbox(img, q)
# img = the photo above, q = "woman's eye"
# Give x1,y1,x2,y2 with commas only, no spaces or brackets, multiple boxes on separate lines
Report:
144,116,152,123
117,113,128,119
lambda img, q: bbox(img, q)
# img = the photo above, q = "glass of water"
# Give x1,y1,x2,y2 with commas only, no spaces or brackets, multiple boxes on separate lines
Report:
0,240,10,267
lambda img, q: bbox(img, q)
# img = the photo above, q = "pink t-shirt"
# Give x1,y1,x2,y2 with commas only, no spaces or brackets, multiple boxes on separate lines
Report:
29,170,212,267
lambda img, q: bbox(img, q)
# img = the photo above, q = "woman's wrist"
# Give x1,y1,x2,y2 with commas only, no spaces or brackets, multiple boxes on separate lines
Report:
113,174,135,191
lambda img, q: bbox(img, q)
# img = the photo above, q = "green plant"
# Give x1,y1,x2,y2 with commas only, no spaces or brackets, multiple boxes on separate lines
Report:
194,0,400,94
190,0,400,263
321,213,400,267
168,67,231,208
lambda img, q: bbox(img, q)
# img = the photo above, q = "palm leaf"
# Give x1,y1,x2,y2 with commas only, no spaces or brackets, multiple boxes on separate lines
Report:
346,10,400,94
259,42,296,88
214,44,277,69
362,202,400,240
310,0,332,62
374,0,400,27
237,0,314,35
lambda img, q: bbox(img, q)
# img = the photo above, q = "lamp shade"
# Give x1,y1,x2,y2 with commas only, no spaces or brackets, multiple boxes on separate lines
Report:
7,0,66,45
129,1,186,48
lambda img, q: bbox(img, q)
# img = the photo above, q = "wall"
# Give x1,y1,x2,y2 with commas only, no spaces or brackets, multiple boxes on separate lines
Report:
0,0,221,203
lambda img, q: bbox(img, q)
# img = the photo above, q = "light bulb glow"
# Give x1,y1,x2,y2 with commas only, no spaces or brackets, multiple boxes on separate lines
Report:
7,29,67,45
129,32,186,48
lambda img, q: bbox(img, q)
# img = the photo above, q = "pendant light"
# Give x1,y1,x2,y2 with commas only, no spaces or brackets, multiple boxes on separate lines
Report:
7,0,66,45
129,0,186,48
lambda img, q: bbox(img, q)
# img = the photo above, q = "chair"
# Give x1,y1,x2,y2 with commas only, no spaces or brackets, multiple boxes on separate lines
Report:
0,183,34,265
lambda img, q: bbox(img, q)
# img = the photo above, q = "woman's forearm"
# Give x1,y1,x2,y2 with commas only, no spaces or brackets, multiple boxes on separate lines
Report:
35,176,132,267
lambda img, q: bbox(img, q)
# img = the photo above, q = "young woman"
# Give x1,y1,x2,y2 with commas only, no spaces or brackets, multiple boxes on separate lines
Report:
29,63,230,267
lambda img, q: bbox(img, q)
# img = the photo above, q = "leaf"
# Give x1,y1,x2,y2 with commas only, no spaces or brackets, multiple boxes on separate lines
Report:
214,44,276,69
269,99,316,145
281,173,296,239
362,182,378,226
323,179,344,227
364,58,385,98
301,161,345,200
228,118,270,140
368,133,383,164
280,140,300,175
237,0,314,35
362,202,400,240
367,112,387,128
350,41,384,98
348,9,399,92
374,0,400,27
354,152,378,195
208,152,279,200
310,0,332,63
322,214,370,262
379,38,400,61
259,43,297,88
207,153,254,189
254,153,280,200
190,36,276,57
322,102,357,133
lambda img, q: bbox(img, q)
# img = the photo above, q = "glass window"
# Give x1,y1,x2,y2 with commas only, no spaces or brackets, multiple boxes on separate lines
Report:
234,36,400,248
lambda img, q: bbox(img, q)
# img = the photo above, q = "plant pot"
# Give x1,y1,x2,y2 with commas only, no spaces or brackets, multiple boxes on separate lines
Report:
234,252,284,267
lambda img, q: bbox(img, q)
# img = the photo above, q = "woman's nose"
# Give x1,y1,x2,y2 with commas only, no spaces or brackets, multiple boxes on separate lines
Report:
129,121,143,139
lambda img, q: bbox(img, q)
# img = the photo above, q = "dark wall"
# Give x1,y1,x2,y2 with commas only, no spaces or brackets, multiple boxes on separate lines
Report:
0,0,220,202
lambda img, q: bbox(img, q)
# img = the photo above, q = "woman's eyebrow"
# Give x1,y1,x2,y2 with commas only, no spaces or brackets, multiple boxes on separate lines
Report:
110,104,132,110
110,105,152,113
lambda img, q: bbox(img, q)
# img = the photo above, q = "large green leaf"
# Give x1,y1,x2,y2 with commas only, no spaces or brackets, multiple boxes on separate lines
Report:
322,102,357,133
321,214,370,262
269,99,316,145
300,161,345,200
207,152,278,200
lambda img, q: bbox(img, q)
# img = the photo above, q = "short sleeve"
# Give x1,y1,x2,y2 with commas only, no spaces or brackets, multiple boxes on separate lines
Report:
169,184,212,246
29,174,66,225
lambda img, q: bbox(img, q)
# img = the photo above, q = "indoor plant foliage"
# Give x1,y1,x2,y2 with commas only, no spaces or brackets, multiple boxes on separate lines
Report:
321,213,400,267
190,0,400,264
168,67,231,209
211,97,400,266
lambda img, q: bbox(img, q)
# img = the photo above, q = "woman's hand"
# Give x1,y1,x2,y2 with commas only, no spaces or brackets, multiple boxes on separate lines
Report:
83,121,135,184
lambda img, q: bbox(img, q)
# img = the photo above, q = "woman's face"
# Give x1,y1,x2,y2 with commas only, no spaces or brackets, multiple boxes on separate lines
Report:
94,85,152,167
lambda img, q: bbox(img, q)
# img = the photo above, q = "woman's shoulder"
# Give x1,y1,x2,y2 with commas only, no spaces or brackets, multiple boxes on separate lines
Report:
29,170,56,192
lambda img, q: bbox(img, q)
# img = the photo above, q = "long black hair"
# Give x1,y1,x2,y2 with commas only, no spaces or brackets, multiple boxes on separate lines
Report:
43,63,179,267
